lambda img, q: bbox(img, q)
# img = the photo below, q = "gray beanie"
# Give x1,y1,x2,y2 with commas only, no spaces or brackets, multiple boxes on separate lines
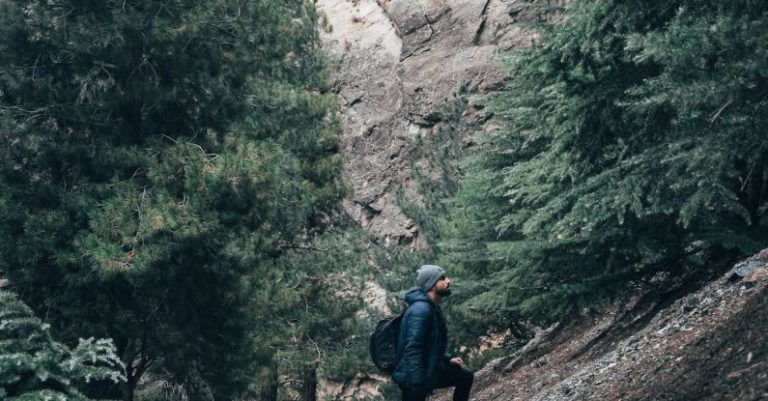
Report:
417,265,445,292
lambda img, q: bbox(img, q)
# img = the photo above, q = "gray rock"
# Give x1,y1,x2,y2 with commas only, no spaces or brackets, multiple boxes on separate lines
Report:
736,260,763,277
317,0,536,247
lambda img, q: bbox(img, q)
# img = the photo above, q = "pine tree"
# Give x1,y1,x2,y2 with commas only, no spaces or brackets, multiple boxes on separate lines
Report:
266,225,370,401
0,1,344,399
445,0,768,323
0,289,125,401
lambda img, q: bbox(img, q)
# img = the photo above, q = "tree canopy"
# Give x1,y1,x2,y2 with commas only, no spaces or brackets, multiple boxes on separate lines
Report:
443,0,768,323
0,0,346,399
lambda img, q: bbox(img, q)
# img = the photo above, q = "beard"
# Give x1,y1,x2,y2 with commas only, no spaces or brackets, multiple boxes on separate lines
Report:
436,287,452,297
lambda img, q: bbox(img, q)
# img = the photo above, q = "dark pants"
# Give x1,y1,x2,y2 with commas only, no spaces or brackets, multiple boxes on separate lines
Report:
400,365,474,401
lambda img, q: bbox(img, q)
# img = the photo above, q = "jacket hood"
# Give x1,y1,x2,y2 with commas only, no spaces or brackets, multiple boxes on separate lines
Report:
404,287,432,305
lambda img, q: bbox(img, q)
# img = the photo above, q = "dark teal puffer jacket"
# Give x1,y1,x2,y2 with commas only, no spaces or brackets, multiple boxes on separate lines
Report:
391,288,452,393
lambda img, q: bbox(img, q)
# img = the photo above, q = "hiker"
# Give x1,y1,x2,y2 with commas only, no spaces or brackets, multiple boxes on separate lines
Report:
392,265,474,401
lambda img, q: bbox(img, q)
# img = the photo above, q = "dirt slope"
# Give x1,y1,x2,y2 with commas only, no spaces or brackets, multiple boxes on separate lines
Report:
457,250,768,401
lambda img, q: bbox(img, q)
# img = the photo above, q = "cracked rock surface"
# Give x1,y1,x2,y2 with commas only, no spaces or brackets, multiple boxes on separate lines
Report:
317,0,538,247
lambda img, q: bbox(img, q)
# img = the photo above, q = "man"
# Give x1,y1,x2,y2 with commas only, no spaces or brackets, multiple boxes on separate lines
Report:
392,265,474,401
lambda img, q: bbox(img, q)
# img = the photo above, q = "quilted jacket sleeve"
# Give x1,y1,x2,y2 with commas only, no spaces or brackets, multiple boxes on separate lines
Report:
401,302,432,388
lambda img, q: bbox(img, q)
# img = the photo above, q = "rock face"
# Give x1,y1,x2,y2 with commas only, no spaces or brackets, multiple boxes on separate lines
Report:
316,0,537,247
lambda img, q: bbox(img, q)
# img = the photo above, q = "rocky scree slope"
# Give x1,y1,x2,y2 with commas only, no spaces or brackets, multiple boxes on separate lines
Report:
449,250,768,401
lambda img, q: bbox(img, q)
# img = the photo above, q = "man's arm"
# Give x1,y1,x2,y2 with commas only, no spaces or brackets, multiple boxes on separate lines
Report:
401,304,432,391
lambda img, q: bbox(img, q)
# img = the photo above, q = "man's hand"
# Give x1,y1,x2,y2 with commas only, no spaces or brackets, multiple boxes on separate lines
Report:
449,357,464,367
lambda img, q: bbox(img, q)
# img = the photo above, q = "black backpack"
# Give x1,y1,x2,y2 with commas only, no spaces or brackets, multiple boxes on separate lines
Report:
369,311,404,374
369,308,408,374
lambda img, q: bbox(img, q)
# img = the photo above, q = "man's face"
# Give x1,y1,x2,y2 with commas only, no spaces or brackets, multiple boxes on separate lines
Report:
434,275,452,297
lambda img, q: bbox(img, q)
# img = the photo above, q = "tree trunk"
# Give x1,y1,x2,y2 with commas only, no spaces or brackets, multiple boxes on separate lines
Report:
748,151,765,226
120,380,135,401
300,365,317,401
257,364,279,401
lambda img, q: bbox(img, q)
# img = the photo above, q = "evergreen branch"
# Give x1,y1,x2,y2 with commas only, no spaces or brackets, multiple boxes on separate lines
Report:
0,105,49,117
277,242,331,253
739,143,766,194
708,99,733,123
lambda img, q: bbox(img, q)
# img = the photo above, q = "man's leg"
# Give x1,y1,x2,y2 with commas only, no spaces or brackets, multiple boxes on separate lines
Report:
400,385,429,401
434,365,475,401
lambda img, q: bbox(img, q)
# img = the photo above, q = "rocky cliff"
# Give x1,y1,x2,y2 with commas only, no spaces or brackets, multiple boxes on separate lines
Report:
317,0,539,248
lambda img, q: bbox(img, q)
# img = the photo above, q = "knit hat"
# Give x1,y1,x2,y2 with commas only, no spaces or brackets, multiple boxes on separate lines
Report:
416,265,446,292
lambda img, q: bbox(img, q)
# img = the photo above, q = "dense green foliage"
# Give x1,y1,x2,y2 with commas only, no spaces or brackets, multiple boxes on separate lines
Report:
0,0,346,399
261,226,369,399
0,290,125,401
396,92,468,246
444,0,768,323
